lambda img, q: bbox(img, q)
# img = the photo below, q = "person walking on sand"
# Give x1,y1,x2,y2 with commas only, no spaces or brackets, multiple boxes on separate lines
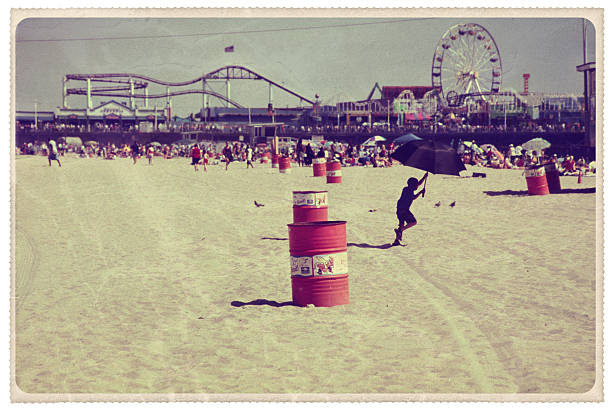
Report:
191,144,202,172
246,145,254,169
147,145,154,165
223,142,233,171
130,141,140,165
393,172,428,246
47,139,61,167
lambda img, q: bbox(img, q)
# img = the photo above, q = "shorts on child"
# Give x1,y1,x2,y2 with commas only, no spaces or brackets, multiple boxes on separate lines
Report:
396,209,416,225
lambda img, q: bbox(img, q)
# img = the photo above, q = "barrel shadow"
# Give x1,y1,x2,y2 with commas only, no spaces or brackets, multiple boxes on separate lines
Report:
260,237,288,241
347,242,395,250
483,190,529,197
484,187,595,197
231,299,299,308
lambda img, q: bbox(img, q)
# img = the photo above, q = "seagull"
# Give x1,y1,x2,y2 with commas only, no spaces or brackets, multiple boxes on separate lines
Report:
449,201,456,208
254,201,265,207
434,201,441,207
368,209,377,212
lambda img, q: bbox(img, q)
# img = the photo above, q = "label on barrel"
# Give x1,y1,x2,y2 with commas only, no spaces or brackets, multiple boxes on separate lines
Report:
290,252,348,277
326,170,342,177
313,158,326,164
293,192,328,207
525,167,546,177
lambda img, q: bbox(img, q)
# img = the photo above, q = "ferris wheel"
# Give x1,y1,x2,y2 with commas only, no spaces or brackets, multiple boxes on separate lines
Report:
432,23,502,107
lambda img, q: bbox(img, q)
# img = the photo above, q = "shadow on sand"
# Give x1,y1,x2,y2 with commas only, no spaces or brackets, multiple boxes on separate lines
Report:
261,237,288,241
231,299,299,308
347,242,395,250
484,187,595,197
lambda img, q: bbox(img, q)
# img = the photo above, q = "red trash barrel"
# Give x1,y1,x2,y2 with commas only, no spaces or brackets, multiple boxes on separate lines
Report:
326,160,342,184
292,191,328,223
271,154,279,168
279,156,291,174
525,166,549,195
260,152,270,164
288,221,349,307
313,157,326,177
543,163,562,193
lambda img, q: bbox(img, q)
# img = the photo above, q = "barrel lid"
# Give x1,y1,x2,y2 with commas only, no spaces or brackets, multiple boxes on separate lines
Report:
288,220,346,228
292,190,328,194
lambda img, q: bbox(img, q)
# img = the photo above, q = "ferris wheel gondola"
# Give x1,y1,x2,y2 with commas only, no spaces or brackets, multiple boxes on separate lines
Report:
432,23,502,107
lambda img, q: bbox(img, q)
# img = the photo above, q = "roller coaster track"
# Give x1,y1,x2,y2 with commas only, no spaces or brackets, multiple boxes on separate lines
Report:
65,65,316,108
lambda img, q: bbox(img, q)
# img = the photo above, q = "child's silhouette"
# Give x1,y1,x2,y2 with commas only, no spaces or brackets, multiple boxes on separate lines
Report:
393,172,428,246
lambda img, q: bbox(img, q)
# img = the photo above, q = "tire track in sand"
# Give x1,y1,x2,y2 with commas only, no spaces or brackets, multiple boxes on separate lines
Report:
348,222,513,392
14,228,39,312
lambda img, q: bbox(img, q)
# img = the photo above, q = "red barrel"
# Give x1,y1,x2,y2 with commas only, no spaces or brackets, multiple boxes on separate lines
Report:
543,163,562,193
313,157,326,177
326,161,342,183
279,156,291,174
292,191,328,223
271,154,279,168
291,275,349,307
288,221,349,307
525,166,549,195
260,152,270,164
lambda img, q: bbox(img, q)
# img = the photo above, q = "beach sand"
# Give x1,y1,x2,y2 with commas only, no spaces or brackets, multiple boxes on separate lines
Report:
12,155,598,397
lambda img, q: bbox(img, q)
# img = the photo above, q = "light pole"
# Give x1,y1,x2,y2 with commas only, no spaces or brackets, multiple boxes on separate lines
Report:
503,102,507,131
34,99,38,130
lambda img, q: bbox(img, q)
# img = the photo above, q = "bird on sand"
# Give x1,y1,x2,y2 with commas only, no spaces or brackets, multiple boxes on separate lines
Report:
449,201,456,207
254,201,265,207
434,201,441,207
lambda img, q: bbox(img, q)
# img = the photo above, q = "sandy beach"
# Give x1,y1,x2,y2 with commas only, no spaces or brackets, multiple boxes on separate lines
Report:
12,154,599,397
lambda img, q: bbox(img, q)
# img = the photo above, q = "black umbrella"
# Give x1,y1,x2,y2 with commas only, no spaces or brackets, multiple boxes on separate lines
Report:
393,132,422,145
391,139,466,176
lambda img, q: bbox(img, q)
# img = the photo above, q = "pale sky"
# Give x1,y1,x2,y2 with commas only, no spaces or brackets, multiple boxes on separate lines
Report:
14,13,597,116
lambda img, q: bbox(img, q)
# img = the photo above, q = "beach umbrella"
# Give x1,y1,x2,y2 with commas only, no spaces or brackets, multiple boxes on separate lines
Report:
83,140,98,146
363,136,386,146
522,137,551,152
149,141,162,147
393,133,422,145
390,139,466,176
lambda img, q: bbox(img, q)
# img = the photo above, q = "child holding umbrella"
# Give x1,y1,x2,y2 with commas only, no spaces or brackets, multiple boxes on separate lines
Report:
393,172,428,246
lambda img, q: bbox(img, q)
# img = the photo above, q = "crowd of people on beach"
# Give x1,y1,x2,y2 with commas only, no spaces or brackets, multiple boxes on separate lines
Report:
17,117,585,136
17,136,595,176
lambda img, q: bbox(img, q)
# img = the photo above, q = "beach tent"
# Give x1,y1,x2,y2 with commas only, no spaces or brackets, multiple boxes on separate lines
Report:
462,141,483,154
480,143,505,162
59,136,83,147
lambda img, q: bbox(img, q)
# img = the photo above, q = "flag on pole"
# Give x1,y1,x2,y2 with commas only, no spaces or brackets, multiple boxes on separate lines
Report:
224,45,234,52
